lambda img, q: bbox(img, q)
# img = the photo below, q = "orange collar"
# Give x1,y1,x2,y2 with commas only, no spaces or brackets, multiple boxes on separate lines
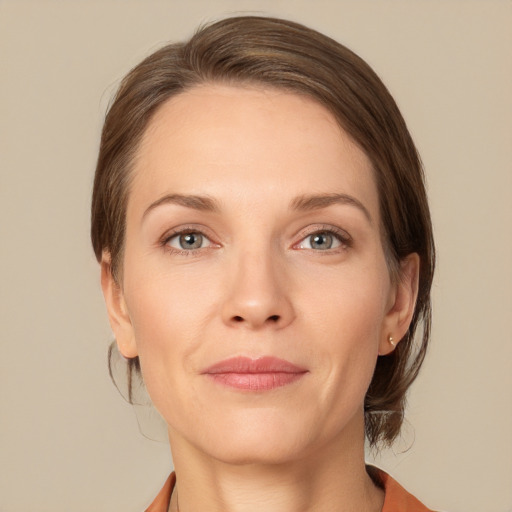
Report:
145,467,434,512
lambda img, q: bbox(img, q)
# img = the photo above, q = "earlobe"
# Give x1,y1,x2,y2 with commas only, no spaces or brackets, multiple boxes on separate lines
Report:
379,253,420,355
100,252,138,358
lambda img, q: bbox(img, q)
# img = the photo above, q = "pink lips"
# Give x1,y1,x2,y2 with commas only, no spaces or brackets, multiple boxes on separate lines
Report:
202,356,308,391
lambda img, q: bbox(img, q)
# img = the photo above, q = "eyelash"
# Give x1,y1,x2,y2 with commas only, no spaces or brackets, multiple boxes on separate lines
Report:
160,226,218,256
294,225,353,252
160,225,352,256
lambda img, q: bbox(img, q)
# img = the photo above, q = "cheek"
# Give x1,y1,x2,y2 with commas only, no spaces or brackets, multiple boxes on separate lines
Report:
300,259,390,343
121,262,222,405
124,248,220,335
125,273,210,359
302,262,390,409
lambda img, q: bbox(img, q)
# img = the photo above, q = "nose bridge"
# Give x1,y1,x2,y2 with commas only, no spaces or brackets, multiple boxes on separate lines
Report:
222,242,294,329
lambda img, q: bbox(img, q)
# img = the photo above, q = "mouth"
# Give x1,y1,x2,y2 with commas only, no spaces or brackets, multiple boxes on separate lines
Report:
202,356,309,391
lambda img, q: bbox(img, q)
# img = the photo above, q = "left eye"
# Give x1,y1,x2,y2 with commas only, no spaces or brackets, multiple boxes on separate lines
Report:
166,232,211,250
298,231,342,250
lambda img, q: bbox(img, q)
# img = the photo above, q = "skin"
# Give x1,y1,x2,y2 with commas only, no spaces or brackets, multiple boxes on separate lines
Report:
101,85,419,512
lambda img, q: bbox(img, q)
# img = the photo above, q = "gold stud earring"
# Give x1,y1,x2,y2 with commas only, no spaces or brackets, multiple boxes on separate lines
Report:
388,335,396,347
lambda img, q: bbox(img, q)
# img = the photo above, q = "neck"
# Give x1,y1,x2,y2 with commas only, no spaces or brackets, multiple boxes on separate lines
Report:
168,414,384,512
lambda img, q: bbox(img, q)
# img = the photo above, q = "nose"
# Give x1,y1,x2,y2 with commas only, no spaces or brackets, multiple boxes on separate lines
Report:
221,249,295,330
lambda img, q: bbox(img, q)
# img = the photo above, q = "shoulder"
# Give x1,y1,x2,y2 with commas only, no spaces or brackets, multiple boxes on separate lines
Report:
369,466,437,512
144,473,175,512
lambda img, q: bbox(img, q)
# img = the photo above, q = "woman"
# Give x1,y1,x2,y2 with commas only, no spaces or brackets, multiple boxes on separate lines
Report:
91,16,435,512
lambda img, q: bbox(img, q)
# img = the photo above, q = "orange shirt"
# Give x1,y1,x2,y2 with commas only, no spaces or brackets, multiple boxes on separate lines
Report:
145,468,434,512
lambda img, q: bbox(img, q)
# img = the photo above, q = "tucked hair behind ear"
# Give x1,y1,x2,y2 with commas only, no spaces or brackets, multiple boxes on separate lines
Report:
91,15,435,448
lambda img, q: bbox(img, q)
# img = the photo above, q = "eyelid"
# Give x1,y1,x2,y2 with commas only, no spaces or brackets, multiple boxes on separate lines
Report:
292,224,353,250
158,223,351,254
159,225,220,253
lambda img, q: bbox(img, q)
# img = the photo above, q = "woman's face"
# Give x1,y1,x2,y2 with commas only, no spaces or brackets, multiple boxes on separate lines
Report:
103,84,414,464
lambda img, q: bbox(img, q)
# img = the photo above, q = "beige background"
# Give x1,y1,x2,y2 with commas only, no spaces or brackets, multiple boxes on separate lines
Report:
1,1,511,511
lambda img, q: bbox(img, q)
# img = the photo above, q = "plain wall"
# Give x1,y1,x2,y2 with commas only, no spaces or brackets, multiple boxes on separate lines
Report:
1,1,511,511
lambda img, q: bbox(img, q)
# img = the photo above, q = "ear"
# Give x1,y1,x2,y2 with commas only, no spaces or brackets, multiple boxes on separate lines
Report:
100,252,138,358
379,253,420,356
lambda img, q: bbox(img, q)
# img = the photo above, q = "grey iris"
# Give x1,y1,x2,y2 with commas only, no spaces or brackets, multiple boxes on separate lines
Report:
311,233,333,250
180,233,203,249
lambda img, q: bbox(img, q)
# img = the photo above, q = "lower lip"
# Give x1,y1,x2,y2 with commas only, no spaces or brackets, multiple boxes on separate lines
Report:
207,372,306,391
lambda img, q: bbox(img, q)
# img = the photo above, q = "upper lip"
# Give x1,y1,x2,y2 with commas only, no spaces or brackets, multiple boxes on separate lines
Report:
202,356,308,374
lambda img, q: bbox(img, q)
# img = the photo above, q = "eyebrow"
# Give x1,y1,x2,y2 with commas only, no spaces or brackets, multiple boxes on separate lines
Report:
142,192,372,223
142,194,220,220
290,193,372,223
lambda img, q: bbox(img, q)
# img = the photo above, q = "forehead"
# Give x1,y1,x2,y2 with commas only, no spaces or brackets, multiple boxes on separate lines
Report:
129,84,378,217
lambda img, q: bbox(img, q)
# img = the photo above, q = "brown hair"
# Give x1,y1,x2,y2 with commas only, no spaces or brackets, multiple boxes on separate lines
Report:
91,15,435,448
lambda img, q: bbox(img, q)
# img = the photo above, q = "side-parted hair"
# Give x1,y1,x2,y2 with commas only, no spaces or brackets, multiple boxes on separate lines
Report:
91,16,435,448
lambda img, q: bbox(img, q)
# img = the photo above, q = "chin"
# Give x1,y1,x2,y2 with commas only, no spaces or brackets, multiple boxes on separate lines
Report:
190,409,326,466
208,434,307,466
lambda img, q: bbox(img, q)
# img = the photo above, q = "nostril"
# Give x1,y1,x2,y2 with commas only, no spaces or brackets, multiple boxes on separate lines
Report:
268,315,280,322
233,316,244,322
